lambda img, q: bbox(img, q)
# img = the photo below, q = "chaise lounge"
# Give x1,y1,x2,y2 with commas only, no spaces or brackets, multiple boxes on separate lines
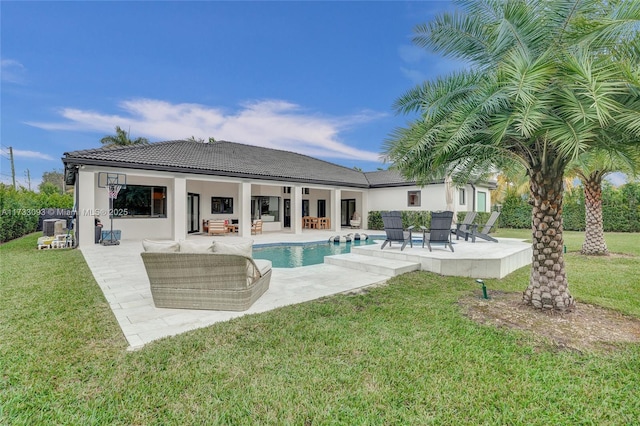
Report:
140,239,271,311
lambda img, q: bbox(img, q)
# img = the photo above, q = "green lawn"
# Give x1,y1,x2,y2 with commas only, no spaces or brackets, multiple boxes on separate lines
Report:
1,231,639,425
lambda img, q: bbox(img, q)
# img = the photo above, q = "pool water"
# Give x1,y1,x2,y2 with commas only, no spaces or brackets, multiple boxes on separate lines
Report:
253,239,379,268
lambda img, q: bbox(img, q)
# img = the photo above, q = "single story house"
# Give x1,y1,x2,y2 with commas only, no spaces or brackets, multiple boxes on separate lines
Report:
62,140,496,246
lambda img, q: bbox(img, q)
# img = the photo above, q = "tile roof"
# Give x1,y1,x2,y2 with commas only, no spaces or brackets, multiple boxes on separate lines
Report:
364,170,418,187
63,140,379,188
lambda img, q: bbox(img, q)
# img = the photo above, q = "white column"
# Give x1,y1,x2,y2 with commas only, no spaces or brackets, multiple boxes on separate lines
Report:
361,190,369,230
173,177,187,241
292,185,303,234
77,169,96,247
239,182,252,238
331,188,341,232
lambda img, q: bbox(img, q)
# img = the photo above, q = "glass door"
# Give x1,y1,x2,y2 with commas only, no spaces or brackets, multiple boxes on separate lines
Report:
187,193,200,233
341,199,356,226
284,199,291,228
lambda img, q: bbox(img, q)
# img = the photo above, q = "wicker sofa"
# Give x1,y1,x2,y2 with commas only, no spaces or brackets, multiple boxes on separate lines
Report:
140,239,271,311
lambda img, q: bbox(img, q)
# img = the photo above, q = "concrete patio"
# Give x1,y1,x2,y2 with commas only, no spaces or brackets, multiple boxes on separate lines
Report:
80,228,531,350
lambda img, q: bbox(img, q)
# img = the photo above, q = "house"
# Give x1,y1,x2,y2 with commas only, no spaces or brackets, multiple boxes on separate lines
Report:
62,140,495,246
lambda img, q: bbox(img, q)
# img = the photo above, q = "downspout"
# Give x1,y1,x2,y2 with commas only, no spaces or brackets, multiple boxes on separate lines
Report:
73,167,80,247
470,183,476,212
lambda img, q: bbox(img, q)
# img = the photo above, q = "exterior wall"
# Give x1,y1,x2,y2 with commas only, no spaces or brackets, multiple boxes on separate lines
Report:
368,183,490,215
368,184,447,212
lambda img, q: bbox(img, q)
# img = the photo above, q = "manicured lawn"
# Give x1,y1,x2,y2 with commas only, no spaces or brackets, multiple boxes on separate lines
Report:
2,231,639,424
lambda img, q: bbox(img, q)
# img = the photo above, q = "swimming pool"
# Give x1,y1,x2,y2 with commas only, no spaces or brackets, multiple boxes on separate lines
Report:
253,239,379,268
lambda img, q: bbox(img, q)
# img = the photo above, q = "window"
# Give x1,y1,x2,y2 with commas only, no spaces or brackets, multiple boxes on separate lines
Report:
477,192,487,212
459,188,466,205
408,190,421,207
211,197,233,214
113,185,167,217
303,188,310,195
252,196,280,221
283,186,291,194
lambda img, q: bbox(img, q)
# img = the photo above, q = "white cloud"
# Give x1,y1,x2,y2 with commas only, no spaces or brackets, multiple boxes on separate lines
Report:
27,98,385,162
1,59,26,84
0,147,54,161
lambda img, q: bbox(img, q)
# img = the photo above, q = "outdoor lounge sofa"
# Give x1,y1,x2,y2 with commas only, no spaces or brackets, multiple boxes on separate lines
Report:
140,239,271,311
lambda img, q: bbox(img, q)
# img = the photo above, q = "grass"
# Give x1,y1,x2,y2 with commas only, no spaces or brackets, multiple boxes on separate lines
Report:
1,230,639,425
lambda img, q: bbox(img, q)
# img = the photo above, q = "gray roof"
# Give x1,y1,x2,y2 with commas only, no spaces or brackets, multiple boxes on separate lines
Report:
63,140,385,188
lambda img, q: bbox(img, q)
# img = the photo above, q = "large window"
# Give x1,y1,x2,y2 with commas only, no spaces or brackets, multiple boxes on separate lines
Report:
211,197,233,214
252,196,280,221
113,185,167,218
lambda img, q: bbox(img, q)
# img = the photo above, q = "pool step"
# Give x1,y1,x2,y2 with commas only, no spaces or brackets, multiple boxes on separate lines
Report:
324,253,420,277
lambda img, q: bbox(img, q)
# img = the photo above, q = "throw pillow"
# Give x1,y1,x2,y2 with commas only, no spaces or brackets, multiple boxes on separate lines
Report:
212,240,253,257
179,240,215,253
142,239,180,253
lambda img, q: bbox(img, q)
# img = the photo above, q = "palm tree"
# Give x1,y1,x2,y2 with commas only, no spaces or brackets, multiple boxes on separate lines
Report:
384,0,640,312
567,146,640,255
100,126,149,147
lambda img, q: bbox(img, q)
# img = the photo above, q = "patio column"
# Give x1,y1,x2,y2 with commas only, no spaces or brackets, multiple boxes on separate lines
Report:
331,188,341,232
239,181,252,238
292,185,302,234
361,190,369,230
173,177,187,241
77,169,96,247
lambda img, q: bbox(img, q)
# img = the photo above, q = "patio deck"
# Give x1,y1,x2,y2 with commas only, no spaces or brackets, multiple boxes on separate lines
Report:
80,228,531,350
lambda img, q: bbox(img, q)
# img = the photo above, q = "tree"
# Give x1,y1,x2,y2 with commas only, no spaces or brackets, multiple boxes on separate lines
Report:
567,146,640,255
39,169,64,194
100,126,149,147
384,0,640,312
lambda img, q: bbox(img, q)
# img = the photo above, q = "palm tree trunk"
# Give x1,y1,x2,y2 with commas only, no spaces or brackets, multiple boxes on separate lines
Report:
522,167,574,312
581,174,608,255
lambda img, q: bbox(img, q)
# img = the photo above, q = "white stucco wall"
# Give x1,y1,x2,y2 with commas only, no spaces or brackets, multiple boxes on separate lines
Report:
74,164,491,245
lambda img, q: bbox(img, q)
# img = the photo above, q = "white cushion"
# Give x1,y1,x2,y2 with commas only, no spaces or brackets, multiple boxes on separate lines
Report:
212,240,253,257
179,240,214,253
142,239,180,253
253,259,272,276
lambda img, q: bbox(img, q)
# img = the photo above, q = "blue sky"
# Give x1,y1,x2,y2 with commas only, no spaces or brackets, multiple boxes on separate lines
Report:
1,1,465,189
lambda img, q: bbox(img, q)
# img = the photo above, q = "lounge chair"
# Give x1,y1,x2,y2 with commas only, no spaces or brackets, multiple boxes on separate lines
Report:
251,219,263,235
452,211,477,241
380,211,414,251
421,211,454,252
470,211,500,242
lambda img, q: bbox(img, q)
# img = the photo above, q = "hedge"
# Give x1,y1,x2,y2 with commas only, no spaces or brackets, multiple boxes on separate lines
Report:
499,182,639,232
0,184,74,243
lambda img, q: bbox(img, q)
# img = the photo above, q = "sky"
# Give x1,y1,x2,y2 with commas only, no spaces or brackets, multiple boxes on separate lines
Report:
1,0,467,189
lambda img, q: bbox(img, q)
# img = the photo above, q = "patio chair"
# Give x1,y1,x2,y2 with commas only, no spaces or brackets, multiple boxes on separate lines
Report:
350,212,361,229
208,219,229,236
470,211,500,243
251,219,263,235
420,211,454,252
380,211,414,251
452,211,477,241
